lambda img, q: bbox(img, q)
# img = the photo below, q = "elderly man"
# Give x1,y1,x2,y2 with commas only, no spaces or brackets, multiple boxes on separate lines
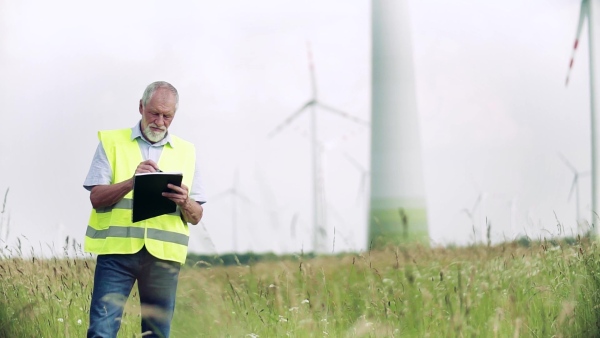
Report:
83,81,205,338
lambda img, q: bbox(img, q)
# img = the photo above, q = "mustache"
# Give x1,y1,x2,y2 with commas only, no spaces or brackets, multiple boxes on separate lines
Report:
148,124,166,131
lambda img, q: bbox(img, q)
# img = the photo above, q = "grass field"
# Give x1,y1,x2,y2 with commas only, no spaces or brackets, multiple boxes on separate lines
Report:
1,237,599,337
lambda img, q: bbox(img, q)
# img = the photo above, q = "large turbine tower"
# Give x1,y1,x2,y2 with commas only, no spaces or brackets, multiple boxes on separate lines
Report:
566,0,598,231
369,0,428,248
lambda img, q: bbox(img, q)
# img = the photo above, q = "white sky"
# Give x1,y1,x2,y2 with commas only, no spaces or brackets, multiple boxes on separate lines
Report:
0,0,592,255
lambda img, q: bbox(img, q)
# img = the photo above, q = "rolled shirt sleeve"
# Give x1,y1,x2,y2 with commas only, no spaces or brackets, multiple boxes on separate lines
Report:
83,143,112,191
190,160,206,205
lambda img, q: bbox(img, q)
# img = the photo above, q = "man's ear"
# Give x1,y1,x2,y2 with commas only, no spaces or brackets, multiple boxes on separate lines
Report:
139,100,143,114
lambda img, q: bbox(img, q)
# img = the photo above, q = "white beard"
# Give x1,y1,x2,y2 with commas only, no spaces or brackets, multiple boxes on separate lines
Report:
143,123,167,142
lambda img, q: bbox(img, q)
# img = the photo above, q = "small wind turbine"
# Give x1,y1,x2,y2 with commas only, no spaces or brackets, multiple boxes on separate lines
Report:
211,168,253,253
559,153,591,227
253,168,289,252
462,192,482,243
268,43,369,253
565,0,598,229
343,152,370,206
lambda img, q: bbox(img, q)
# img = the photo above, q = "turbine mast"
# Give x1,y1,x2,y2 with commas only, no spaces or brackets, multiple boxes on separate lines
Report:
566,0,597,232
589,0,599,231
369,0,428,247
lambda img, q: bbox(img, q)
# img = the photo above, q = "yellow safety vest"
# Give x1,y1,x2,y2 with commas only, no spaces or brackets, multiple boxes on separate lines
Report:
84,128,196,264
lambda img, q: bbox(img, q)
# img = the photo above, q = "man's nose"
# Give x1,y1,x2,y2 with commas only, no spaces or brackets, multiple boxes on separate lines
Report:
155,115,165,126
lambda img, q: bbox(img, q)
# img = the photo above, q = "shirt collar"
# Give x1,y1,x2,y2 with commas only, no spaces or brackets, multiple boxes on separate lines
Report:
131,121,174,147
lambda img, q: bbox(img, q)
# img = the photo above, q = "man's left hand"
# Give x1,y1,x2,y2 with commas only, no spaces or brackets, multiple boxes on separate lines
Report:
163,183,203,224
163,183,190,207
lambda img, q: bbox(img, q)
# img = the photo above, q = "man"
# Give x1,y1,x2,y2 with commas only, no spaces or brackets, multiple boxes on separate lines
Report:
83,81,205,338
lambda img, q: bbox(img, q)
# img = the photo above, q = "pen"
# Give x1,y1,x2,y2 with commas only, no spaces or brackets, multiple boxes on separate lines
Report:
156,169,163,172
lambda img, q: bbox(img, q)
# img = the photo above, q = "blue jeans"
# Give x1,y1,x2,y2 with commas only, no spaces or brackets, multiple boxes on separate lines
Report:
87,246,181,338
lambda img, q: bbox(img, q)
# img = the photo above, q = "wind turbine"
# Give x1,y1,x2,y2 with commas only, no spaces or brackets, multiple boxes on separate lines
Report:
211,168,253,253
565,0,599,230
343,152,370,206
268,43,369,253
559,153,591,227
253,168,289,253
370,0,429,247
462,192,482,243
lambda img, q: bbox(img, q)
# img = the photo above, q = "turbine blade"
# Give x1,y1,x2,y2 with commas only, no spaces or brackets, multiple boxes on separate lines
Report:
566,0,589,86
558,152,578,173
342,151,364,171
357,174,367,201
307,41,318,100
268,102,312,138
316,102,370,126
568,176,578,201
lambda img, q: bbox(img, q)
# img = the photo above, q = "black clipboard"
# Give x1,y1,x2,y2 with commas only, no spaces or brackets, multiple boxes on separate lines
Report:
132,172,183,222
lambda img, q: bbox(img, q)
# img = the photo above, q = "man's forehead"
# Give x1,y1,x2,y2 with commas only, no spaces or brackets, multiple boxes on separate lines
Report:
147,90,176,107
151,88,176,100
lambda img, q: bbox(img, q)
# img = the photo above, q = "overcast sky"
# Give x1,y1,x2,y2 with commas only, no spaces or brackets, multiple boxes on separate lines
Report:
0,0,592,255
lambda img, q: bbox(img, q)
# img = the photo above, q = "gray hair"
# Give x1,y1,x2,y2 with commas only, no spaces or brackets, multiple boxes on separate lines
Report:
141,81,179,111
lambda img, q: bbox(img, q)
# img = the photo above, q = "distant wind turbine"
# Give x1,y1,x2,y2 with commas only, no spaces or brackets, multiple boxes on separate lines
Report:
212,168,253,253
565,0,598,229
462,192,482,242
268,43,369,253
559,153,591,226
343,152,370,206
253,168,288,252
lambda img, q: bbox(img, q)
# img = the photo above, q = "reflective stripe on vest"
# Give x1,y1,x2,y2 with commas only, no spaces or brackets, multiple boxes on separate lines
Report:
85,225,189,246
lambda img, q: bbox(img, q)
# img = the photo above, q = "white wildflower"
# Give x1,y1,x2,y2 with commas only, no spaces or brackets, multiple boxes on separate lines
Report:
301,299,310,304
279,315,288,322
269,284,276,288
382,278,394,285
246,334,259,338
77,319,82,325
289,307,299,312
57,318,64,323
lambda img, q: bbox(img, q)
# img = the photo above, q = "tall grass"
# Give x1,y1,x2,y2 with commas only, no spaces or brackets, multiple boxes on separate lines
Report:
0,237,598,337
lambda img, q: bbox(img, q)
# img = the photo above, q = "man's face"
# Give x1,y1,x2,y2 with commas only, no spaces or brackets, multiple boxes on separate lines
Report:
139,88,177,143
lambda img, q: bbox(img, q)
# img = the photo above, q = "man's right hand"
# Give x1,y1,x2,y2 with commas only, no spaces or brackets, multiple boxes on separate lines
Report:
91,160,162,209
135,160,161,174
